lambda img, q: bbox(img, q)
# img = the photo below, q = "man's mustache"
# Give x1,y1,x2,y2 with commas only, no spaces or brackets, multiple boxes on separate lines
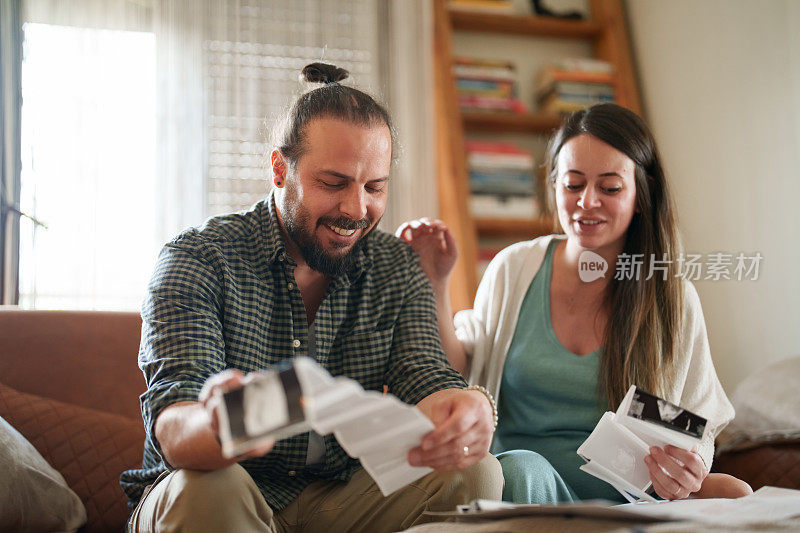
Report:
318,216,371,230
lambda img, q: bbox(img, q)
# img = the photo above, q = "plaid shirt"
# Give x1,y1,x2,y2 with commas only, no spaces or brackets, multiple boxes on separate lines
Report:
120,192,466,510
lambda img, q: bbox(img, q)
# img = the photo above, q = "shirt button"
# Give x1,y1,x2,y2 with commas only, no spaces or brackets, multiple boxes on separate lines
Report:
292,339,301,348
287,282,294,290
287,470,296,477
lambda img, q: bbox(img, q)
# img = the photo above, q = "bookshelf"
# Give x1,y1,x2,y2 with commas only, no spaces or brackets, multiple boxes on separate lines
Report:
433,0,642,311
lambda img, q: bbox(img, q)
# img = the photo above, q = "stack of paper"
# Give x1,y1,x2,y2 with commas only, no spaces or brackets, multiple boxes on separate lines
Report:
577,385,708,502
214,357,435,495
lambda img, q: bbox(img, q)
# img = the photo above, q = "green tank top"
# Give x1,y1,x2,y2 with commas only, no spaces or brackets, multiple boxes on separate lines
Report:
491,239,624,502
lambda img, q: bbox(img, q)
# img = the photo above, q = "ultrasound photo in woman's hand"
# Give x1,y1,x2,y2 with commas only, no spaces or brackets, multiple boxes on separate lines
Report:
625,389,706,439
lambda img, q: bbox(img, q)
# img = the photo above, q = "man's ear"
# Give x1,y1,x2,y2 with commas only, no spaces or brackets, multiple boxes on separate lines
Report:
271,149,287,188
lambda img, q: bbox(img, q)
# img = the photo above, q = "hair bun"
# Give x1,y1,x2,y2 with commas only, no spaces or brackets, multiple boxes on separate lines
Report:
301,63,349,85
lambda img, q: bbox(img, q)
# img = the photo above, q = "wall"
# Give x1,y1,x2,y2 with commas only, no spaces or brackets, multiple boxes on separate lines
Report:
626,0,800,390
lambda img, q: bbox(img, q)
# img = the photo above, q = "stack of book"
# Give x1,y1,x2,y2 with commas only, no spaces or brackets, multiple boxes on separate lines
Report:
467,140,540,220
536,58,616,114
454,57,527,114
448,0,514,13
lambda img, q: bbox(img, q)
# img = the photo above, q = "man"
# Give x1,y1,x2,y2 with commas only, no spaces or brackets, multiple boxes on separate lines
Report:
121,63,502,532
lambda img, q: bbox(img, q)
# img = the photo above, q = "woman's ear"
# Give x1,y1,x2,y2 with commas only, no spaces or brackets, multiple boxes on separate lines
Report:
271,149,287,188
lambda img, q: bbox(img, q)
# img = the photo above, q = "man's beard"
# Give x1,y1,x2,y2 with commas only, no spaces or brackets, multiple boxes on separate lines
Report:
282,186,376,277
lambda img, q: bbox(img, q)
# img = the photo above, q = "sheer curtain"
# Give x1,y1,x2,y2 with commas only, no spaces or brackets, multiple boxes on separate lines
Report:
17,0,384,310
380,0,438,232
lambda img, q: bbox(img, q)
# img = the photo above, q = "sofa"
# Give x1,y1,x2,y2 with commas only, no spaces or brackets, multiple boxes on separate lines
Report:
0,309,798,532
0,309,146,532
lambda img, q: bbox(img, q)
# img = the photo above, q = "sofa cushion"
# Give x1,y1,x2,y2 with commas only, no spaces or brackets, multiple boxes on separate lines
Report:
0,309,145,420
713,442,800,491
0,382,145,533
0,414,87,532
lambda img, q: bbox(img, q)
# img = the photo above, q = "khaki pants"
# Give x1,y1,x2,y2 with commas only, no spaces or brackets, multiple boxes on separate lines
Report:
129,455,502,532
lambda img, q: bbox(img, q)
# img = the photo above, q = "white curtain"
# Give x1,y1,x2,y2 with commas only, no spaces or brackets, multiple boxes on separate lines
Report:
380,0,439,232
18,0,383,310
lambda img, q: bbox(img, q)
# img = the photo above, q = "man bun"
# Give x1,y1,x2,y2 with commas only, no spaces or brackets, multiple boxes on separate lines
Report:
301,63,350,85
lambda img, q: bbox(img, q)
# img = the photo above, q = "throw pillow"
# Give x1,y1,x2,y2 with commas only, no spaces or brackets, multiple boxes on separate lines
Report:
0,414,87,532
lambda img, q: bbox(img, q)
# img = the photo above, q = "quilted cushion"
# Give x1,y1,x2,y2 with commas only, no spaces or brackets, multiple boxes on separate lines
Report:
0,382,145,532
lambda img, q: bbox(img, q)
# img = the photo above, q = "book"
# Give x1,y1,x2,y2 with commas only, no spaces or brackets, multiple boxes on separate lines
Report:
577,385,708,503
537,80,616,101
536,62,616,96
470,193,540,219
547,57,615,74
214,357,435,496
459,95,527,113
454,57,526,114
448,0,514,14
466,140,537,201
539,91,615,114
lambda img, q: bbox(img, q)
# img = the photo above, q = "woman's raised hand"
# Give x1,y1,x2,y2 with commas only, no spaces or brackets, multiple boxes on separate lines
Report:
396,218,458,289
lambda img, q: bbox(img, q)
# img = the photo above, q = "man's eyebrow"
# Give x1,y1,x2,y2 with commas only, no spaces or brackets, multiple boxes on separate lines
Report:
319,170,389,181
319,170,353,180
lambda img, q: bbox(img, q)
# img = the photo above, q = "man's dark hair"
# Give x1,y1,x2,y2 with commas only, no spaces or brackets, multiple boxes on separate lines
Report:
273,62,395,169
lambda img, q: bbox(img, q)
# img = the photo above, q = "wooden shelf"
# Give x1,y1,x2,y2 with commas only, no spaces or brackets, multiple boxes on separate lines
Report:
462,111,563,134
435,0,642,310
475,216,558,237
450,10,602,39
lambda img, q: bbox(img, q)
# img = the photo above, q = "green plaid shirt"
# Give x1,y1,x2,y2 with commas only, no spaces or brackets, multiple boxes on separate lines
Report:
120,192,466,510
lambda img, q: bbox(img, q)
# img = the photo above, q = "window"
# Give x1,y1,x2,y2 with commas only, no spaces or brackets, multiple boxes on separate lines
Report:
16,0,382,310
19,23,159,310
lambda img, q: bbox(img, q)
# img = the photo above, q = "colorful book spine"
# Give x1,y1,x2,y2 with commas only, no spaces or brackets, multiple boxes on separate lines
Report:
536,59,617,114
455,57,526,114
449,0,514,14
466,141,539,218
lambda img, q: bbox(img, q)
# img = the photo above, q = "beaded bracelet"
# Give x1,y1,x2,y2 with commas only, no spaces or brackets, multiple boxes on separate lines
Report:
466,385,498,429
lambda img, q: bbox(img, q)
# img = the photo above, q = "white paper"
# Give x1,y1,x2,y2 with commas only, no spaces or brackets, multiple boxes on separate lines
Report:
618,487,800,526
440,488,800,526
215,357,434,496
577,385,706,501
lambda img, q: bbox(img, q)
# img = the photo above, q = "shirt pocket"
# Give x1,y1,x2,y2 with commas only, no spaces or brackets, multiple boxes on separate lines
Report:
329,328,394,391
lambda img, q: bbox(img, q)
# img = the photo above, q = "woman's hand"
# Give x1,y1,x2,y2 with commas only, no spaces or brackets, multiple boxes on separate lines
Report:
644,445,708,500
396,218,458,289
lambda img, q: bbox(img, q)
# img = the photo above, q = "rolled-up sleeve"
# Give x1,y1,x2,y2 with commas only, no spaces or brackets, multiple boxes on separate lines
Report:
138,238,227,463
384,260,466,405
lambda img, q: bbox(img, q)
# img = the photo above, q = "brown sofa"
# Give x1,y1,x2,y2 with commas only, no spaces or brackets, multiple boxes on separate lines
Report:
0,309,146,532
1,309,798,533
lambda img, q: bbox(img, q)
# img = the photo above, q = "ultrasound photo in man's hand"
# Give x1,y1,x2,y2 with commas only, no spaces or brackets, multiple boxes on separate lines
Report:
625,389,706,439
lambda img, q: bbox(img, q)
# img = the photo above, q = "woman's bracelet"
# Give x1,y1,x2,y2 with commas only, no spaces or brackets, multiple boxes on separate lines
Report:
466,385,498,429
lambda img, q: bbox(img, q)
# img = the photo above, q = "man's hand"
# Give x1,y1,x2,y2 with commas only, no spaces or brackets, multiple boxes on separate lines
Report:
156,370,274,470
408,388,494,471
198,369,275,459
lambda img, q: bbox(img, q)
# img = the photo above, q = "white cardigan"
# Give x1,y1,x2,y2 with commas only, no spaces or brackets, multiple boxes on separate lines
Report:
454,235,735,466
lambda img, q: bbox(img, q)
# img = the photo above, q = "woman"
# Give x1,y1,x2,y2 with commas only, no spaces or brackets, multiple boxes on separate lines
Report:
398,104,750,503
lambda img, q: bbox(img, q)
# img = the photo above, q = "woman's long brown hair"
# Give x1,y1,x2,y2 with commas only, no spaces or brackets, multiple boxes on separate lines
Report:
545,104,683,408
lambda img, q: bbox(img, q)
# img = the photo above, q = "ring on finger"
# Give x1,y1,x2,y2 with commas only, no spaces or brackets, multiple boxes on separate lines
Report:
463,445,470,457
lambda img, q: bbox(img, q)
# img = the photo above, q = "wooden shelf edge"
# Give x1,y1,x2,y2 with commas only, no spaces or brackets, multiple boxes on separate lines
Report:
450,10,602,39
462,111,563,134
475,216,559,236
